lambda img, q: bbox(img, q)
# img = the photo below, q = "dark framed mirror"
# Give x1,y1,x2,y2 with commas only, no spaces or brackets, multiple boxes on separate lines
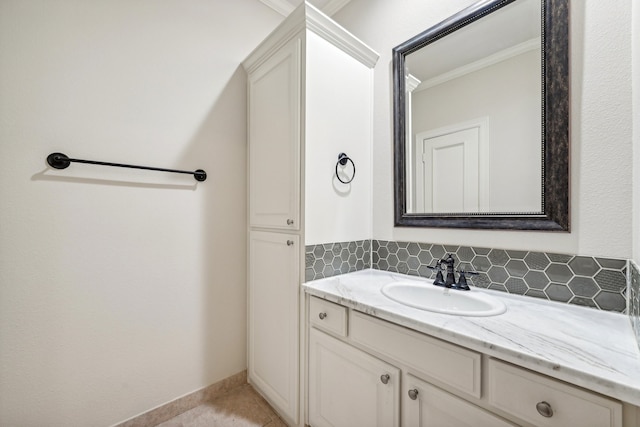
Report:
393,0,569,230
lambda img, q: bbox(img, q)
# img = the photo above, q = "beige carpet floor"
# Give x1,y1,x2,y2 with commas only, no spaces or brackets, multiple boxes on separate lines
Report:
156,384,287,427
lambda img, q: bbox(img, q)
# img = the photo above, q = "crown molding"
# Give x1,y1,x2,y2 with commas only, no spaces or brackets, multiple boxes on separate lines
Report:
321,0,351,16
259,0,351,17
259,0,295,16
305,2,379,68
244,1,378,73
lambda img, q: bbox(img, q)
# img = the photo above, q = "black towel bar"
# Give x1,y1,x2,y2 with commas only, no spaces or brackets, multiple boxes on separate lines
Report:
46,152,207,182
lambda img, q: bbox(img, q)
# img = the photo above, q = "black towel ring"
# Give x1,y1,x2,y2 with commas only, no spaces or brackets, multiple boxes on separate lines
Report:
335,153,355,184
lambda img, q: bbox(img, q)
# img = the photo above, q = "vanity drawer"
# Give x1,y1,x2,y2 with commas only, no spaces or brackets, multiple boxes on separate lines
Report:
309,296,348,337
349,310,481,398
487,359,622,427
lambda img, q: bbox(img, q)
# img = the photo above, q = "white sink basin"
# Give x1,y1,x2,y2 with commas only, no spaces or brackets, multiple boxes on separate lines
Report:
381,281,507,317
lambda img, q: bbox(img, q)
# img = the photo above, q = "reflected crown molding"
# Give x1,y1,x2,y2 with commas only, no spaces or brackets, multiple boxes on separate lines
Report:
416,37,541,92
406,74,421,92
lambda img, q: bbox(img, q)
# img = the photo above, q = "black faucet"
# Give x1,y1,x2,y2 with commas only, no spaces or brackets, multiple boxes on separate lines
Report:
429,253,478,291
442,254,457,288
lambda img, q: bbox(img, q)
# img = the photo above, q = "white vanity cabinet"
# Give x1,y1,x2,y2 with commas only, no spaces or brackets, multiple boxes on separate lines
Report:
243,3,378,426
308,328,400,427
306,295,634,427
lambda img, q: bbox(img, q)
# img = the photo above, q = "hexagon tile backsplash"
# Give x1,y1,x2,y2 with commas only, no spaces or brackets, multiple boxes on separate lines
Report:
305,240,629,313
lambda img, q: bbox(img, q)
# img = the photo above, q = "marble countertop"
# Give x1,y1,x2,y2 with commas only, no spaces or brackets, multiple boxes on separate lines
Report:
303,269,640,406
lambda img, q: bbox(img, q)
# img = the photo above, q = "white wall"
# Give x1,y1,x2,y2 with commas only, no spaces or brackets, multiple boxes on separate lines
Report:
0,1,281,426
304,31,374,245
335,0,634,259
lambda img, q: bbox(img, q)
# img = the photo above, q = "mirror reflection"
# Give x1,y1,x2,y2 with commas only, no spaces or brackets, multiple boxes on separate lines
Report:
403,0,542,214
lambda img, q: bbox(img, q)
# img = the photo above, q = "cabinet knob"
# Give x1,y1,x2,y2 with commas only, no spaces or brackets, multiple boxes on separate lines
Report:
536,401,553,418
287,240,294,246
380,374,390,384
318,312,327,320
408,389,419,400
287,219,294,225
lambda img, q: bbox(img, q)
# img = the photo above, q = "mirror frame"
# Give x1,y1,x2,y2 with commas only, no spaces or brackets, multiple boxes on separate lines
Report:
393,0,569,231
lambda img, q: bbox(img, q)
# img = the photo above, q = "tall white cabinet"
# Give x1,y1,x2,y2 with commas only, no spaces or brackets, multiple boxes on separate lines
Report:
243,3,378,426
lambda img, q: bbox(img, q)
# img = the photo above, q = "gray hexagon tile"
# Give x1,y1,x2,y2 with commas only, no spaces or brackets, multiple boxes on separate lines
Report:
524,252,550,270
594,291,626,312
524,270,549,289
505,259,528,278
305,240,370,281
471,255,492,272
507,250,528,259
545,263,573,283
504,277,527,295
488,249,510,266
569,256,600,276
487,266,508,284
457,246,475,262
597,258,626,270
545,283,573,302
594,269,626,292
407,243,420,256
567,277,599,298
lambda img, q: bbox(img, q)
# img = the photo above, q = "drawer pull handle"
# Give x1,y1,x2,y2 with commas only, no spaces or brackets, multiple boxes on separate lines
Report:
408,389,419,400
287,240,294,246
536,401,553,418
380,374,390,384
287,219,294,225
318,312,327,320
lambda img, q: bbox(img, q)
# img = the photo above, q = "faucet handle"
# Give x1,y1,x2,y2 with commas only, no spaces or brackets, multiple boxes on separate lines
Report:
456,269,479,276
427,261,445,286
453,269,478,291
426,262,443,271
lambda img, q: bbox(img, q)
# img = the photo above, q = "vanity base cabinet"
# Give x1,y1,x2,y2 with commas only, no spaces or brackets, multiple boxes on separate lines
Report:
305,296,639,427
308,328,400,427
248,231,300,424
404,374,515,427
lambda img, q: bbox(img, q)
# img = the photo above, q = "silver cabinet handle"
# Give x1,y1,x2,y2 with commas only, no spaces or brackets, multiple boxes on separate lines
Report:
408,389,419,400
318,312,327,320
287,219,294,225
536,401,553,418
380,374,390,384
286,240,294,246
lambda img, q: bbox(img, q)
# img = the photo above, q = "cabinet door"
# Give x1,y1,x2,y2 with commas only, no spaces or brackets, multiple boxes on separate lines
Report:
404,374,515,427
309,328,400,427
249,231,300,424
248,37,301,230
